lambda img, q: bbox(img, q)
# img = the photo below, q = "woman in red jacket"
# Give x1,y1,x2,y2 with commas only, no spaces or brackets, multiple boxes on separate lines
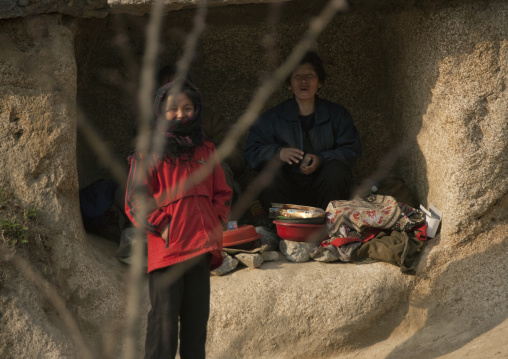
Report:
125,79,232,359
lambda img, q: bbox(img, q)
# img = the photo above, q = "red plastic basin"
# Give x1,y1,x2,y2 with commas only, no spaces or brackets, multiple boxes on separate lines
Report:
223,224,261,248
273,220,328,242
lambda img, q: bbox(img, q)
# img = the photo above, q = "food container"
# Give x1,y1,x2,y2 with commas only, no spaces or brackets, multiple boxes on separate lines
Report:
269,203,326,220
273,220,328,242
223,224,261,249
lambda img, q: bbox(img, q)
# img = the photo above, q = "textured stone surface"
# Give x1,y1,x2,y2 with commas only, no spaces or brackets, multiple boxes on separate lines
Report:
381,2,508,244
261,250,280,262
311,246,341,262
0,0,109,19
235,252,263,268
336,225,508,359
0,281,74,358
0,15,125,358
211,253,239,276
279,239,317,262
1,1,508,358
107,0,290,16
208,260,412,359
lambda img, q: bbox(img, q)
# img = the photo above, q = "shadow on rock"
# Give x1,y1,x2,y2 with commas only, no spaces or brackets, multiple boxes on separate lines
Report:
384,237,508,359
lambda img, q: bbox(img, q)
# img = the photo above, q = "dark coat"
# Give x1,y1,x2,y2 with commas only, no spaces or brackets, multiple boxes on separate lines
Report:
244,97,362,171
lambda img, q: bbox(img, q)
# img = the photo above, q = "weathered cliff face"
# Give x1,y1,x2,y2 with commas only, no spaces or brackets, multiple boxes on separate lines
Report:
0,15,80,358
0,15,126,359
0,1,507,358
0,15,78,224
383,2,508,244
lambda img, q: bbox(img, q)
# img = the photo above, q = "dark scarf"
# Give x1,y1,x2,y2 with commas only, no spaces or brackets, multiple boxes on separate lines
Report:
153,80,205,160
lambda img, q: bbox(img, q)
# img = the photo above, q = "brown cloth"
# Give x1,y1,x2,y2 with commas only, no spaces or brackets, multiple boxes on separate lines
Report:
353,230,425,274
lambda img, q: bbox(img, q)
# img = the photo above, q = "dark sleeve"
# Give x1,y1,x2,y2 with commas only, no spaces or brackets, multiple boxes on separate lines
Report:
317,106,362,168
124,156,171,235
243,111,283,171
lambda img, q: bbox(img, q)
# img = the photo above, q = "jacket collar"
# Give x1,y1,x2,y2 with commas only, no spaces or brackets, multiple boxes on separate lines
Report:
283,96,329,125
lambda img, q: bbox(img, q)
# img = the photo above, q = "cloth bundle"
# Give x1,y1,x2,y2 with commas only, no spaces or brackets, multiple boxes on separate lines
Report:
326,194,425,238
318,194,429,273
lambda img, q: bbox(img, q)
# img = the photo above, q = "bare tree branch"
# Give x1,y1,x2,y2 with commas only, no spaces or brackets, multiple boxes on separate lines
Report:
152,0,350,214
77,1,351,357
122,1,209,358
121,0,167,356
150,0,209,160
215,0,350,166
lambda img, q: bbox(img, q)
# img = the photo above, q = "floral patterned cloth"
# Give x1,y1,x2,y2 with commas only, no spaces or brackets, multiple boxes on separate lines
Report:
325,194,426,243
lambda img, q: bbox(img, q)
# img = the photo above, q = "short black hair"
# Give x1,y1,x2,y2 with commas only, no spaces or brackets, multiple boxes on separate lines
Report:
285,51,326,86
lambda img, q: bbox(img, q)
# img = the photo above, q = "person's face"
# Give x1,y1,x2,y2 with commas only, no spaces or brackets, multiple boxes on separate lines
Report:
289,63,322,101
164,93,195,121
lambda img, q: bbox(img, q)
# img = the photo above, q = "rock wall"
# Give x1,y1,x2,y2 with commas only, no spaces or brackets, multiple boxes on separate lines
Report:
73,2,391,189
1,0,508,358
0,15,125,358
382,2,508,243
0,15,78,225
74,0,508,246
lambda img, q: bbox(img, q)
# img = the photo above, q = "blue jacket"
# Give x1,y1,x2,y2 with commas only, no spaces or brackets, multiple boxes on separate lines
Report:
244,97,362,171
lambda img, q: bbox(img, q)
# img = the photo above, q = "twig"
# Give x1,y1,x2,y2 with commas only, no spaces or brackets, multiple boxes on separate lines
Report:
122,1,210,359
133,0,351,212
120,0,168,354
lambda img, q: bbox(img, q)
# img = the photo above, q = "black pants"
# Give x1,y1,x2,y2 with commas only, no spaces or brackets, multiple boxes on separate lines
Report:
144,254,211,359
259,159,353,211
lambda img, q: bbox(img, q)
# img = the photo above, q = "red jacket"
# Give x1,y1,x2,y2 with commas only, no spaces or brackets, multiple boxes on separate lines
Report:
125,141,232,272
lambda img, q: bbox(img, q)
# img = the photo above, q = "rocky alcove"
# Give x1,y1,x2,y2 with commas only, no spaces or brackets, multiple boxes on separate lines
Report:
1,0,507,358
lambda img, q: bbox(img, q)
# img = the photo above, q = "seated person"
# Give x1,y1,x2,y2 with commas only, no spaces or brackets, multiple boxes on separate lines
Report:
156,65,245,202
244,51,362,211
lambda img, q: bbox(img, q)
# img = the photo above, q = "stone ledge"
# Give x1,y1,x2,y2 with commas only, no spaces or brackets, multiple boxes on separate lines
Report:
208,260,412,358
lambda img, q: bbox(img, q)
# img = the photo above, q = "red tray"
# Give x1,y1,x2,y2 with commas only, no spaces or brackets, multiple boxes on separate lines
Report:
223,225,261,247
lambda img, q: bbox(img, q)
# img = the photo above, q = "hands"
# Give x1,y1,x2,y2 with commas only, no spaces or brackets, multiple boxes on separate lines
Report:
279,147,304,165
279,148,320,174
300,153,320,175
